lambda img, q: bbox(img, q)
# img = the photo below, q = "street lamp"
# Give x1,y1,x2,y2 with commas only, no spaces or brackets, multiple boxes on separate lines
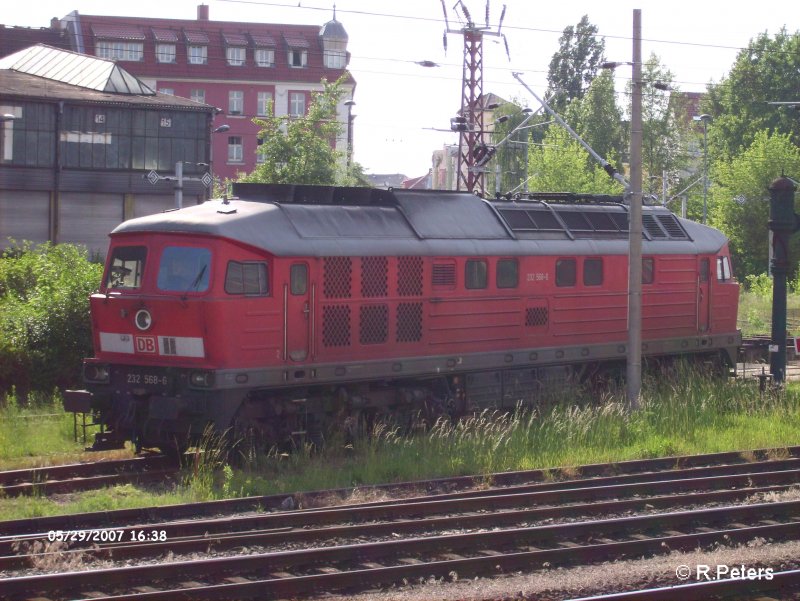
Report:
344,100,356,168
693,113,712,224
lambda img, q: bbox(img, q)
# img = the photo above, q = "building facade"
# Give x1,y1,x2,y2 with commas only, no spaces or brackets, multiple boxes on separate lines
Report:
60,5,355,183
0,45,216,253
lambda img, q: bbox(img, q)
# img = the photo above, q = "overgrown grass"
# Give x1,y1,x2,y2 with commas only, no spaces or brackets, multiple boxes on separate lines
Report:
2,368,799,521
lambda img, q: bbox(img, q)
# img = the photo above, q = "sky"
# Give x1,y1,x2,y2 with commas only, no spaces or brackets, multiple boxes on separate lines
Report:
5,1,800,177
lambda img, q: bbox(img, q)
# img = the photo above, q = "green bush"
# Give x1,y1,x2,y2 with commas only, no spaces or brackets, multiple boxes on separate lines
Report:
0,241,103,399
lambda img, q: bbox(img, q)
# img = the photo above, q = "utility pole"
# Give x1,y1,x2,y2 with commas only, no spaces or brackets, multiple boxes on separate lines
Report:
627,9,643,408
441,0,509,195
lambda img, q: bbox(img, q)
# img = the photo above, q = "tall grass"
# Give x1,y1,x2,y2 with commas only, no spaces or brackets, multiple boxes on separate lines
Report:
3,367,799,521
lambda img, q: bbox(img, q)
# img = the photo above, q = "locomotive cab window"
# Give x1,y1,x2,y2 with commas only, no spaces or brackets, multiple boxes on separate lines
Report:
465,259,488,289
643,257,655,284
496,258,519,289
225,261,269,295
556,258,576,287
157,247,211,293
717,256,732,282
583,258,603,286
106,246,147,289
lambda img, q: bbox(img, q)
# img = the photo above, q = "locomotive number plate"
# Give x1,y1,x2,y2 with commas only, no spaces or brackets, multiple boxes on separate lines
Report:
125,371,170,388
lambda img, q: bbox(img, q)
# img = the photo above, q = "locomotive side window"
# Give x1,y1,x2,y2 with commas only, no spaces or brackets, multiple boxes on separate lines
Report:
556,258,576,287
106,246,146,289
496,258,519,289
465,259,488,289
643,257,655,284
290,263,307,295
716,256,731,282
157,247,211,292
583,258,603,286
225,261,268,295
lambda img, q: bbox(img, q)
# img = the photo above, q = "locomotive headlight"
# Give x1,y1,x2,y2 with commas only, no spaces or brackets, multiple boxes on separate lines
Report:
189,370,215,388
134,309,152,331
84,364,110,383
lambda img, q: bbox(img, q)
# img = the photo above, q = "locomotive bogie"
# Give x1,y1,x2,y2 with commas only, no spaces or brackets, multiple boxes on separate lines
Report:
67,185,742,453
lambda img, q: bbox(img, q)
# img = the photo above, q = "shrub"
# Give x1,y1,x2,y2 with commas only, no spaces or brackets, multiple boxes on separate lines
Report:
0,242,103,399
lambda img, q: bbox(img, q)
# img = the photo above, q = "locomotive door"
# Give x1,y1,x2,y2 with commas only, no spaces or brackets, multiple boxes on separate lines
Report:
286,263,310,361
698,258,710,333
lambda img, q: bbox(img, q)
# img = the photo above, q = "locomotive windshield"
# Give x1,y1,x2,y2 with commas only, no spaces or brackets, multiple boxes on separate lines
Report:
106,246,147,289
157,246,211,292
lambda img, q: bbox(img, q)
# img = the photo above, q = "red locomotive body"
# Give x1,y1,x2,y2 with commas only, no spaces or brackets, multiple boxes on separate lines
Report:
66,184,741,453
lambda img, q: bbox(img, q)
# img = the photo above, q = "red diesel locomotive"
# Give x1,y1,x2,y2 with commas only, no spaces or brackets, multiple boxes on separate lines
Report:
65,184,741,453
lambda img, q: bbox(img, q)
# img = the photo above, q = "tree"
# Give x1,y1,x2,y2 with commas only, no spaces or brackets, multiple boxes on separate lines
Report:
546,15,606,113
704,28,800,161
708,130,800,279
526,126,624,194
241,75,362,186
564,69,626,168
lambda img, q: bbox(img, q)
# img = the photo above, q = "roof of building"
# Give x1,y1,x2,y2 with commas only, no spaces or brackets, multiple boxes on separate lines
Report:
0,24,71,59
320,18,348,41
110,184,728,258
0,44,154,95
0,49,212,111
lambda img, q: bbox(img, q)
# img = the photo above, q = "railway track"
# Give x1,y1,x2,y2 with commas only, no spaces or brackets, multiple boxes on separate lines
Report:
3,448,800,600
0,455,176,496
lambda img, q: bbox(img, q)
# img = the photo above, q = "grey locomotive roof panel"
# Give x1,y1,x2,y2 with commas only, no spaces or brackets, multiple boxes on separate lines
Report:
111,186,729,257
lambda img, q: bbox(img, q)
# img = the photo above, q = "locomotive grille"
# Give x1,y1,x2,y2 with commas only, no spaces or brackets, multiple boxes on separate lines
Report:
642,214,668,238
656,213,688,239
396,302,423,342
398,256,423,296
526,306,549,327
361,256,388,298
359,304,388,345
432,262,456,288
323,257,352,299
322,305,351,347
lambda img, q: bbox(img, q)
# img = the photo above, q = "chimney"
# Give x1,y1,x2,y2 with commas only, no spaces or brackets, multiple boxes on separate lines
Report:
197,4,209,20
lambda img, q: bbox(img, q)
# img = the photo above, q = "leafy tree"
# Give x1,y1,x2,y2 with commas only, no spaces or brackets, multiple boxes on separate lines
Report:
486,100,534,195
564,69,626,168
241,75,362,186
708,131,800,279
546,15,606,113
526,126,624,194
704,28,800,160
0,242,103,398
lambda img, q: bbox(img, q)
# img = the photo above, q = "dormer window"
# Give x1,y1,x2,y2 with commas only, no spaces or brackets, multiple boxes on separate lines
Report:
255,47,274,67
226,46,245,66
185,31,210,64
283,34,309,68
323,38,346,69
156,44,176,63
288,48,307,68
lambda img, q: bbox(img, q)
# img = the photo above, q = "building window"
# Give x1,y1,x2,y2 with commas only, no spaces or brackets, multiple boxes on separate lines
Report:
465,259,487,290
228,136,243,162
323,39,347,69
257,92,273,117
255,48,274,67
96,41,143,61
556,258,576,287
228,90,243,115
190,89,205,104
226,46,245,66
156,43,176,63
583,258,603,286
188,45,207,64
288,48,307,68
496,258,518,289
158,88,174,96
289,92,306,117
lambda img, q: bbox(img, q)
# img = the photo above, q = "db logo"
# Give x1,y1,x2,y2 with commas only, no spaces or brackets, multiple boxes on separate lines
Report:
134,336,157,354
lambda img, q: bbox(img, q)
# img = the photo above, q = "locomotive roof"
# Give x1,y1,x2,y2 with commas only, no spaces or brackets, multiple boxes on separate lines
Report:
111,184,729,257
